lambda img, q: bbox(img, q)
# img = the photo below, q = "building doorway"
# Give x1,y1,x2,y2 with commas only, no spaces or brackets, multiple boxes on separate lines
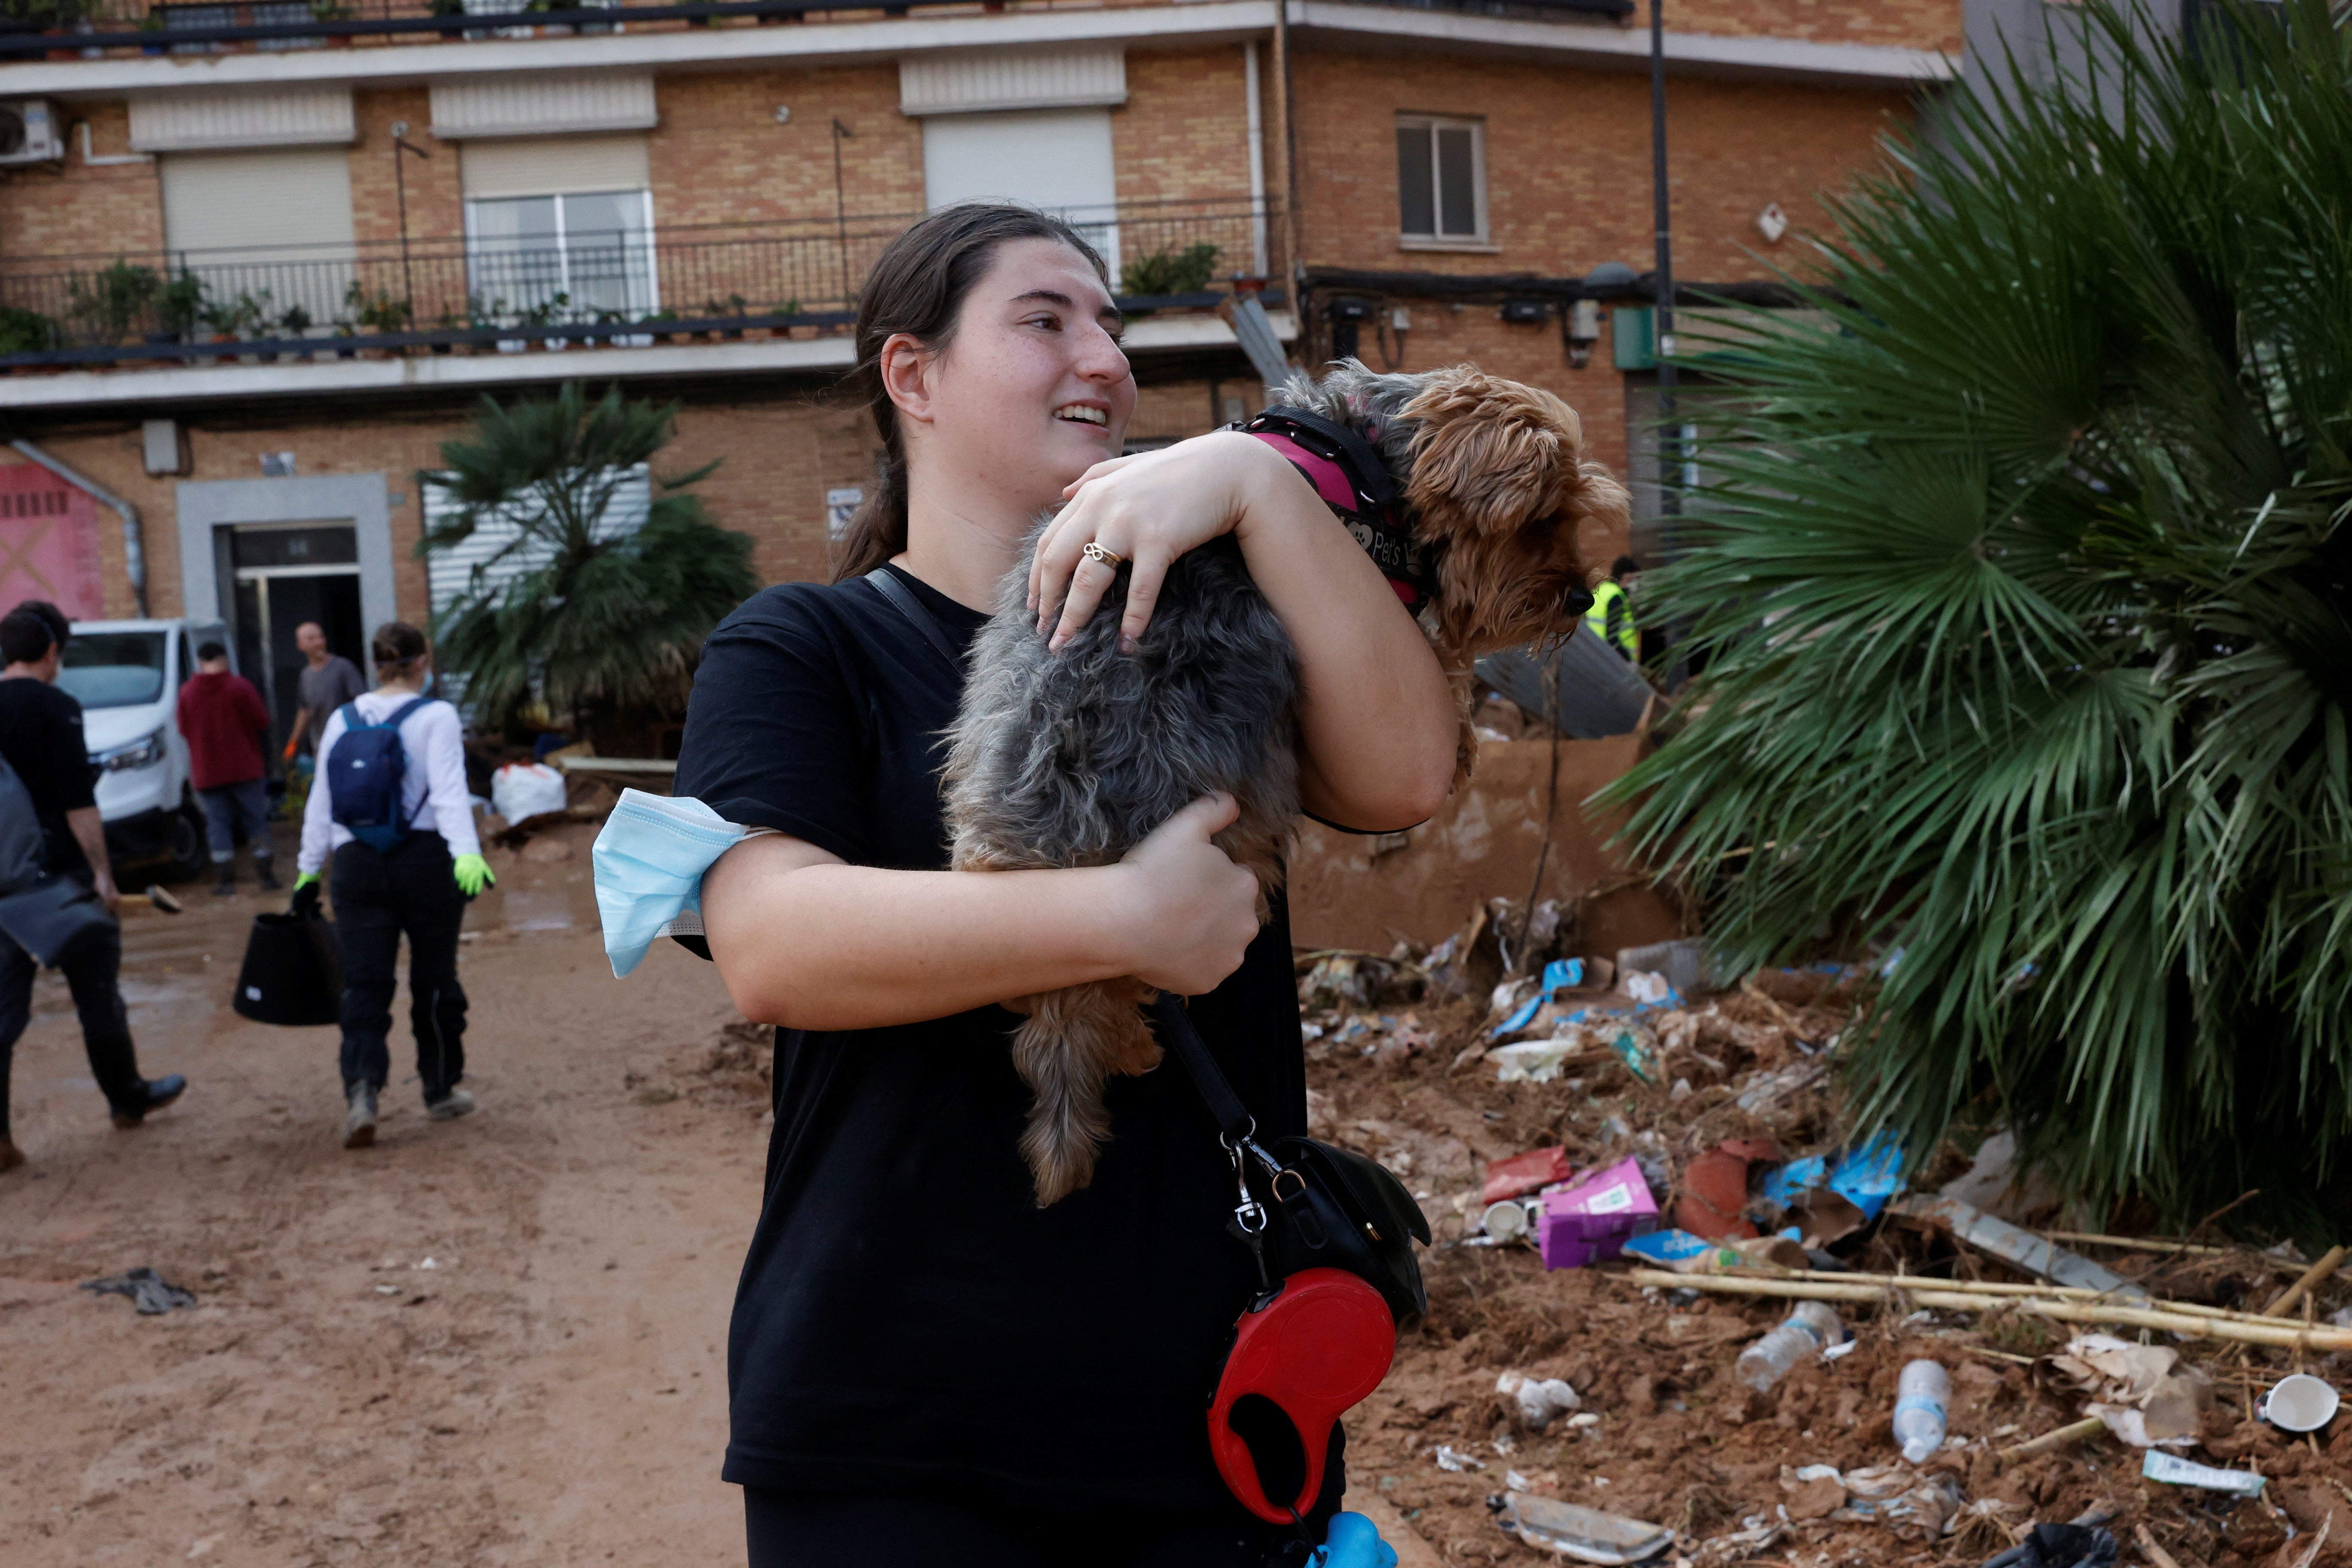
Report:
215,522,367,754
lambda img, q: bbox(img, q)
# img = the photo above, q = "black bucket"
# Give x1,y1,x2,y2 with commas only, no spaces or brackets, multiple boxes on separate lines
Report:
232,907,343,1026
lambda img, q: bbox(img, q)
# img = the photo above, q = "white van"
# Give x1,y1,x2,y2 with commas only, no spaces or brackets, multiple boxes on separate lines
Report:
60,619,232,881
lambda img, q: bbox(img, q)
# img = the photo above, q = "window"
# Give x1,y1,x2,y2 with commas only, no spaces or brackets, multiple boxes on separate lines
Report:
1396,116,1486,244
159,147,357,334
922,108,1121,276
460,136,658,326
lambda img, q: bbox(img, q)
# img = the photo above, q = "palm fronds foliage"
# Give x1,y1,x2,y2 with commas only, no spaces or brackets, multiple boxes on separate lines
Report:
1608,0,2352,1231
421,382,758,734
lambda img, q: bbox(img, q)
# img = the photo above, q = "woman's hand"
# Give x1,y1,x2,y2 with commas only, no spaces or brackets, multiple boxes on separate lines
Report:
1107,793,1264,995
1029,431,1300,653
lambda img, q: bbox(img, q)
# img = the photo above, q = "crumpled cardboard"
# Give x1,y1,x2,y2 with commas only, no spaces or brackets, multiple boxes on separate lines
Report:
2050,1334,2210,1447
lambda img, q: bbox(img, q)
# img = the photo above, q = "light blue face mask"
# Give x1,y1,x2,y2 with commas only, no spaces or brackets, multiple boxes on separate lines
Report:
591,789,751,978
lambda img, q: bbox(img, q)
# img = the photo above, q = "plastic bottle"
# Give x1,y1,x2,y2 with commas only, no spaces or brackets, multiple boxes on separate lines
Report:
1733,1300,1843,1391
1893,1359,1951,1464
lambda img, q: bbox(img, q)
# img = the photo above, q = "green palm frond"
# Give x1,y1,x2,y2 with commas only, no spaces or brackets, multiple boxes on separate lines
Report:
1606,0,2352,1233
419,382,759,732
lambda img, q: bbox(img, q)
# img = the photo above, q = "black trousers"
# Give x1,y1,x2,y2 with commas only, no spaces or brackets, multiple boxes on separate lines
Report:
331,831,468,1101
0,913,145,1142
741,1490,1334,1568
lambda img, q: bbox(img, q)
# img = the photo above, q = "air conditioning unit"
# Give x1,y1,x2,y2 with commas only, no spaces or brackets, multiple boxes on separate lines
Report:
0,101,65,166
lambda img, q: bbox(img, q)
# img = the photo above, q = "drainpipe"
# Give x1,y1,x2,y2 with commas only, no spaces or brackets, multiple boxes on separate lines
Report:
1244,40,1269,278
10,438,150,618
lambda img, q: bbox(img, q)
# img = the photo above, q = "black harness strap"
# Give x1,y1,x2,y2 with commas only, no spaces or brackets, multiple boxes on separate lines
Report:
863,567,964,677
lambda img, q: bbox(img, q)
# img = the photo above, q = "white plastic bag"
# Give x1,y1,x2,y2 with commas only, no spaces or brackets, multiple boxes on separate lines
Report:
491,762,570,822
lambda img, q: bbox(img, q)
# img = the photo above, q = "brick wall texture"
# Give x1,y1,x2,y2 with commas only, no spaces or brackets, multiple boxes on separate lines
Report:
0,18,1919,609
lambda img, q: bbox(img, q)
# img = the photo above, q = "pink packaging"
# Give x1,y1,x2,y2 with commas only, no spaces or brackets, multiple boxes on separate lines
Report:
1538,1157,1660,1270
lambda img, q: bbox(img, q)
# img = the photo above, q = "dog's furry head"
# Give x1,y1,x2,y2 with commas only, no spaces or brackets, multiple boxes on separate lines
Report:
1278,360,1631,664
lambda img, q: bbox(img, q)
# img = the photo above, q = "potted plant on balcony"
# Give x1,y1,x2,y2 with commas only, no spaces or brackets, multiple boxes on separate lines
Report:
279,303,314,361
428,0,466,39
234,289,277,361
515,292,570,351
308,0,353,44
344,280,412,357
1117,242,1219,316
65,258,162,349
155,272,205,348
0,305,60,368
430,306,462,354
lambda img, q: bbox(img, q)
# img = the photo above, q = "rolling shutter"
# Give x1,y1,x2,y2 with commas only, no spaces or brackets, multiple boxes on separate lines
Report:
921,108,1119,272
159,147,357,328
461,134,651,199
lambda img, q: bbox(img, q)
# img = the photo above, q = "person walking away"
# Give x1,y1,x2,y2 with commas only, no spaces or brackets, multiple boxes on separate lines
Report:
178,642,279,897
286,621,365,763
1583,554,1640,662
294,622,496,1149
0,602,187,1173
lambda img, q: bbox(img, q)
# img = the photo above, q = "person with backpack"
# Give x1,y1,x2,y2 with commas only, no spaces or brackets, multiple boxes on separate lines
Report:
293,622,496,1149
0,602,186,1173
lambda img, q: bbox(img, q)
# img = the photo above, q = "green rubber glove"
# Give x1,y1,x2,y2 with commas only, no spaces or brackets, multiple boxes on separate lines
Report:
453,853,496,897
294,871,320,891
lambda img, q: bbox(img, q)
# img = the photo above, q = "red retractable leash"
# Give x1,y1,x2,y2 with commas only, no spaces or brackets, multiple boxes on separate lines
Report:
1207,1268,1396,1524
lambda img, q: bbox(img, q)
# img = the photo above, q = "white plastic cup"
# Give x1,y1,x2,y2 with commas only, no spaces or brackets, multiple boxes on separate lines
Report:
1482,1200,1531,1242
2263,1373,2340,1433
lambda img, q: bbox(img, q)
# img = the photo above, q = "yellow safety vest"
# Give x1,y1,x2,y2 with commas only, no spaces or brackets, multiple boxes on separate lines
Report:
1584,580,1636,661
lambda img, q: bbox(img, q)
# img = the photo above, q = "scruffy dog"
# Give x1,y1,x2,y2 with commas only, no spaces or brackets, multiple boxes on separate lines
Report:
943,360,1631,1205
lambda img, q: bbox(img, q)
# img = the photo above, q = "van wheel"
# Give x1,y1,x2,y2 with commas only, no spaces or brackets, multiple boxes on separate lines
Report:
162,800,213,883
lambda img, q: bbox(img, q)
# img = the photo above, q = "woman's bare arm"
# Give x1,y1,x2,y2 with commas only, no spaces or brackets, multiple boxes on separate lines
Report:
702,796,1262,1031
1030,432,1457,832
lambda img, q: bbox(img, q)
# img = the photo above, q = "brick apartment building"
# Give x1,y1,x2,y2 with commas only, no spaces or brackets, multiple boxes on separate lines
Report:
0,0,1967,743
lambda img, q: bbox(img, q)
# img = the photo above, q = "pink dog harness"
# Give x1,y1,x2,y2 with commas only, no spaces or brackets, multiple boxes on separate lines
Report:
1237,407,1439,607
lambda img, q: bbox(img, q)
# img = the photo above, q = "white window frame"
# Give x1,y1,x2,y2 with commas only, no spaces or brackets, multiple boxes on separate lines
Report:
1395,114,1490,249
461,187,659,331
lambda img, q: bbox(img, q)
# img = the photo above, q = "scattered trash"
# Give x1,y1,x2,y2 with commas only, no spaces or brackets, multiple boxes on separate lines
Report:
1622,1228,1740,1274
1893,1360,1950,1464
1890,1195,2147,1300
1539,1158,1660,1270
1496,1370,1581,1430
1482,1199,1540,1243
2140,1451,2266,1497
1605,1030,1655,1083
1493,959,1586,1035
1435,1444,1487,1473
80,1267,198,1315
1734,1301,1844,1392
1675,1138,1782,1241
1619,969,1680,1010
2260,1372,2340,1433
1614,938,1712,1001
2049,1334,2209,1447
1490,1039,1580,1084
1483,1145,1574,1206
1981,1522,2120,1568
490,760,571,823
1498,1492,1673,1564
1780,1465,1963,1539
1758,1132,1906,1244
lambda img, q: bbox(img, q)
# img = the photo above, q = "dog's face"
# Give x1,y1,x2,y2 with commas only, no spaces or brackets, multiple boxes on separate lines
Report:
1396,366,1631,660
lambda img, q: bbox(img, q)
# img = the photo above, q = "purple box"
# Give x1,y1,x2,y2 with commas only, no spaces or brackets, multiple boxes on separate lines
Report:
1538,1157,1660,1270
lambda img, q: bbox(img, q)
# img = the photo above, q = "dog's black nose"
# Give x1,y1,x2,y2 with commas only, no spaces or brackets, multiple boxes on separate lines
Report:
1562,586,1595,616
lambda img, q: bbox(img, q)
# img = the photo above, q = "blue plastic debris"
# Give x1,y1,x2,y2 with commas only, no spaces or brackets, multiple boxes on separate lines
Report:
1492,958,1587,1036
1760,1132,1908,1227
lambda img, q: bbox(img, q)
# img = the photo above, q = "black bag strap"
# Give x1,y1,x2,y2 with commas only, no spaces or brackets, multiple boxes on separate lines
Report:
1151,992,1256,1143
862,567,964,677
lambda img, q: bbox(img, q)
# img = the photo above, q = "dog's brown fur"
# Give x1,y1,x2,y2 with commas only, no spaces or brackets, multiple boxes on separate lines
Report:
947,362,1629,1204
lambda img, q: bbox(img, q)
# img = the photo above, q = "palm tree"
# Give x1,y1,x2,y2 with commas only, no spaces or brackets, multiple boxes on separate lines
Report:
420,382,758,740
1606,0,2351,1232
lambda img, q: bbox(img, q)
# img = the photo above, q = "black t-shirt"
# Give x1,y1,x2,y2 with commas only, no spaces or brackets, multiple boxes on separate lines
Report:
674,564,1308,1513
0,677,95,879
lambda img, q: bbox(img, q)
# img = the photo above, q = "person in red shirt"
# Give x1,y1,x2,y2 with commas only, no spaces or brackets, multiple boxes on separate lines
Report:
176,643,279,897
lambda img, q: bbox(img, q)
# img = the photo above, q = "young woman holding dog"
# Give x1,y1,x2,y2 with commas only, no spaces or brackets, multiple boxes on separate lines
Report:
681,204,1456,1567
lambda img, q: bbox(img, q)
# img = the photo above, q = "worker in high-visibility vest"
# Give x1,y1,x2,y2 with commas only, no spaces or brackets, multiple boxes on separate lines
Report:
1584,555,1640,662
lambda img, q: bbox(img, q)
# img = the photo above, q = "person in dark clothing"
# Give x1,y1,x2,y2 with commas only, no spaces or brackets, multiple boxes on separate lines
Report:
680,208,1456,1565
294,621,496,1149
0,603,187,1173
177,641,278,896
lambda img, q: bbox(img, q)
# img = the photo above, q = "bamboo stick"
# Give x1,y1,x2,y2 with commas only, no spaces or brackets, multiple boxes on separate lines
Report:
2135,1524,2185,1568
1620,1270,2352,1350
2045,1231,2230,1256
1651,1267,2263,1325
1997,1416,2106,1464
2260,1245,2346,1318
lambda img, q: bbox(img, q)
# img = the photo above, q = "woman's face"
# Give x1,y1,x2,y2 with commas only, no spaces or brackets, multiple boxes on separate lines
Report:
900,237,1136,518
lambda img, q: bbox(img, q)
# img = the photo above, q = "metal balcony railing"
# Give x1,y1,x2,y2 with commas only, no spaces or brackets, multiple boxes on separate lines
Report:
0,197,1276,371
0,0,1628,60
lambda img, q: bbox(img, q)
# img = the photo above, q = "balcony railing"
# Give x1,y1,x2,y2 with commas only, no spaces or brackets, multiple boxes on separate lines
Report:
0,197,1275,371
0,0,1628,60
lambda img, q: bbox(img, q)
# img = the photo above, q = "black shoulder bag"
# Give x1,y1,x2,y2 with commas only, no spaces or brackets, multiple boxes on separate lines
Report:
1152,993,1430,1323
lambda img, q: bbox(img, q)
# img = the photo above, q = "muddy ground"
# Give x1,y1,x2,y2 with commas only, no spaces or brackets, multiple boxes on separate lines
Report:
3,820,2347,1566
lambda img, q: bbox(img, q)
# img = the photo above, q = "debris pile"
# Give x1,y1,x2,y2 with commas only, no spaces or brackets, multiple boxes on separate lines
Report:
1301,906,2352,1567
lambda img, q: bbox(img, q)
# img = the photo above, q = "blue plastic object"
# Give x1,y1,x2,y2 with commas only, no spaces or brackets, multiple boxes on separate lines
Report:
1318,1513,1400,1568
1492,958,1586,1035
1759,1131,1908,1221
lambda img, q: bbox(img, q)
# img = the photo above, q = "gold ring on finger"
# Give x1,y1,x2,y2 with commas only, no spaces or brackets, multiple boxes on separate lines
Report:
1082,542,1127,570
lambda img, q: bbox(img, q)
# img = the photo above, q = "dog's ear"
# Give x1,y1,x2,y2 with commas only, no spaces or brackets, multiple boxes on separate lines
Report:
1400,367,1585,538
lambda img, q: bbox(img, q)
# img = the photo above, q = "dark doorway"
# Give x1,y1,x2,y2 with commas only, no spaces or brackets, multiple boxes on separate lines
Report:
220,524,367,758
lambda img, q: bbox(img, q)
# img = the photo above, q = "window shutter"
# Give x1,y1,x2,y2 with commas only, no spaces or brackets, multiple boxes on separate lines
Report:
160,147,358,327
461,135,652,200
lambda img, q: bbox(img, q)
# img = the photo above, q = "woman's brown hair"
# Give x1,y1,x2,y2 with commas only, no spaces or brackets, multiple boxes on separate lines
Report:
371,620,429,673
830,204,1109,583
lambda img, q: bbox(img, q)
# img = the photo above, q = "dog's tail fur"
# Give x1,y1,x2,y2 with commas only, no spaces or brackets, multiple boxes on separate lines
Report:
1011,977,1163,1206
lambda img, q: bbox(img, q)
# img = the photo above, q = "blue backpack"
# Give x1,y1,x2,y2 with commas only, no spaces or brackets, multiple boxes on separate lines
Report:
328,698,431,853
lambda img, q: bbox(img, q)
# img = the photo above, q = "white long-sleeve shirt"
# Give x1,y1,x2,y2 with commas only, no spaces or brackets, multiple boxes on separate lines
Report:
298,689,482,874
